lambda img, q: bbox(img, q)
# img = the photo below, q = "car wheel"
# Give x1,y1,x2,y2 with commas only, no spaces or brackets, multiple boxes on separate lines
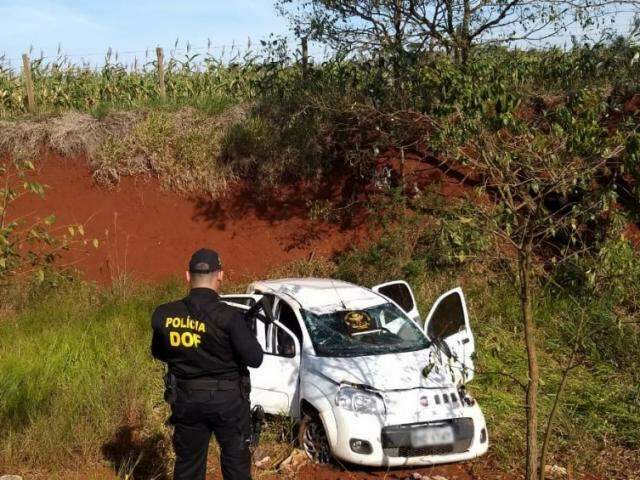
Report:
298,413,331,464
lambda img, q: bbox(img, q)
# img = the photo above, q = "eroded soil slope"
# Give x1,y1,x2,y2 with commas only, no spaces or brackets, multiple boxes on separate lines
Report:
9,154,367,284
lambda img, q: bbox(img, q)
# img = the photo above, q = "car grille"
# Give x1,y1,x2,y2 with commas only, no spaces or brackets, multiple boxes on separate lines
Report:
382,417,474,458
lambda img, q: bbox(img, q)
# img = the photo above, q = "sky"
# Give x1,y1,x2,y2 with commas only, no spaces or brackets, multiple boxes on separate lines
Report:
0,0,292,66
0,1,637,68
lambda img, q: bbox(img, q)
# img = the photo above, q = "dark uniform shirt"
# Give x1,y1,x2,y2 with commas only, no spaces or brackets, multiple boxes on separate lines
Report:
151,288,263,380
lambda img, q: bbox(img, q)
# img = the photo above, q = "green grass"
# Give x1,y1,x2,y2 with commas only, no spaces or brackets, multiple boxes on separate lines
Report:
0,252,638,476
88,93,238,120
467,281,640,468
0,279,180,470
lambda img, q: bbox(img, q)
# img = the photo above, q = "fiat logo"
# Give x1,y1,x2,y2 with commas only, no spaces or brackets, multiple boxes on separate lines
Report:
419,396,429,407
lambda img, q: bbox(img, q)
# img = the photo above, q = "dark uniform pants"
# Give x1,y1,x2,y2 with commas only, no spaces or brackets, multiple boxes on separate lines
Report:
171,384,252,480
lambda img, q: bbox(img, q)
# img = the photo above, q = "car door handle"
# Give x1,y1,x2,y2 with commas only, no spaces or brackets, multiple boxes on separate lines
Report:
461,338,470,344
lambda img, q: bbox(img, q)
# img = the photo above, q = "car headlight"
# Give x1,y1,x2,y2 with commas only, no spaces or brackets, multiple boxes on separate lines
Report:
335,386,386,415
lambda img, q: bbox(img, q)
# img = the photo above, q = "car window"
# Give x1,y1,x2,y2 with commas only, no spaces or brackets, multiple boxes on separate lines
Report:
427,292,466,340
377,283,415,313
301,303,429,357
277,301,303,343
253,317,268,350
273,325,296,357
222,296,257,307
260,293,275,313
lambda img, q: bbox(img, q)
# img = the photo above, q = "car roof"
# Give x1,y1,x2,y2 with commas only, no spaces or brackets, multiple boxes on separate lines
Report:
250,278,387,314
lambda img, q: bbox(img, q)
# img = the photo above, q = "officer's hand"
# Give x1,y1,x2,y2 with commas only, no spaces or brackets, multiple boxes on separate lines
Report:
244,299,274,325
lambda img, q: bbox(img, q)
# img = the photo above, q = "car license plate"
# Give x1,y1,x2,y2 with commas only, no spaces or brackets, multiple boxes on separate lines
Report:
410,425,454,447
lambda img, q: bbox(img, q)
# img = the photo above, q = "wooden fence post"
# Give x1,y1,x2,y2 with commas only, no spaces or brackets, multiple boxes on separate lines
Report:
22,54,36,113
300,37,309,77
301,37,309,78
156,47,166,101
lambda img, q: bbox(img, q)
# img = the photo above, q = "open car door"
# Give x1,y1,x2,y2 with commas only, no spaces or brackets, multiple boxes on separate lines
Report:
257,320,300,416
372,280,421,325
221,294,262,307
222,295,300,415
424,287,475,382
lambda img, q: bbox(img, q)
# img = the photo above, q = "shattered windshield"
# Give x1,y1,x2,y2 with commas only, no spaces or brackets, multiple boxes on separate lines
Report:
301,302,429,357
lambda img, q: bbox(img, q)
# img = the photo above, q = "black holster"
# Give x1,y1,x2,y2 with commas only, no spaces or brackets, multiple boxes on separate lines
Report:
250,405,265,447
239,376,264,447
163,371,177,405
240,376,251,402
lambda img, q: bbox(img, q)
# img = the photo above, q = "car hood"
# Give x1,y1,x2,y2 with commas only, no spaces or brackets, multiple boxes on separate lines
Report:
306,348,460,391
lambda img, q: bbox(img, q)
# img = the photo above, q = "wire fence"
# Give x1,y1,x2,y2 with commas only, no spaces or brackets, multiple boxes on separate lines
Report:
0,36,330,72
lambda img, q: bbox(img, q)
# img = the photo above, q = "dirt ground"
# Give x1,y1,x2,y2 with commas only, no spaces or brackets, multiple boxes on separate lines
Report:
6,148,640,286
13,456,512,480
7,150,482,285
8,153,371,284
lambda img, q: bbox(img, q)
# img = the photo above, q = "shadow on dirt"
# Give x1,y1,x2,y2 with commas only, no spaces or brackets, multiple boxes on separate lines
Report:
191,181,335,226
102,425,170,480
191,175,368,251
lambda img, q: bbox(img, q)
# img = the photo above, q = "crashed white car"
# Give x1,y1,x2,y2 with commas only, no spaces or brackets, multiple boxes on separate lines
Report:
222,278,488,467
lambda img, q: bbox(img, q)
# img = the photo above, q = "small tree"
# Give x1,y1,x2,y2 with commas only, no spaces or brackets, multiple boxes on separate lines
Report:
436,92,631,480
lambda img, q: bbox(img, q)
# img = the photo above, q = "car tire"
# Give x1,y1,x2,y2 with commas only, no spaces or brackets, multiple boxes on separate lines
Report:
298,413,331,464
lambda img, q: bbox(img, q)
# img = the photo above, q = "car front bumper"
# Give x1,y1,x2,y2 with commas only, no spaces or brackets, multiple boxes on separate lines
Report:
326,401,489,467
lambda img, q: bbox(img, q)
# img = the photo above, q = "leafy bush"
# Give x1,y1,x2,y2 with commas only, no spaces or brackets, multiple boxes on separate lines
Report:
0,157,96,287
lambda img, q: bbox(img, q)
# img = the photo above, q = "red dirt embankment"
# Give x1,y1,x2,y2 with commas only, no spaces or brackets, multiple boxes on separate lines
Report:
8,150,477,284
10,150,637,286
9,154,367,284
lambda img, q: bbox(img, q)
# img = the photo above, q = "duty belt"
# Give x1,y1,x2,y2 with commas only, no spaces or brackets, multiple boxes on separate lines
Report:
176,377,241,391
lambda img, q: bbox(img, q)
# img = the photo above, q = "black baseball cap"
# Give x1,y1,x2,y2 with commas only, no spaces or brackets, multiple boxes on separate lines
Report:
188,248,222,273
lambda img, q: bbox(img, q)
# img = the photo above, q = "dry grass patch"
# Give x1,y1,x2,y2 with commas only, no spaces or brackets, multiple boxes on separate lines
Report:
0,105,251,197
0,111,139,161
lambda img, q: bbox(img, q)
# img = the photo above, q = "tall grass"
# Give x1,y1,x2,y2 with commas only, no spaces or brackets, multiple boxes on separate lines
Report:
0,279,181,470
469,281,640,467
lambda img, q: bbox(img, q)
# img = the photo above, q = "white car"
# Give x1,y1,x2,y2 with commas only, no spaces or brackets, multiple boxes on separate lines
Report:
222,278,488,467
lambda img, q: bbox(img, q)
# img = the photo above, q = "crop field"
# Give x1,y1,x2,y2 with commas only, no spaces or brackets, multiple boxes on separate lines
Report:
0,41,296,117
1,40,639,119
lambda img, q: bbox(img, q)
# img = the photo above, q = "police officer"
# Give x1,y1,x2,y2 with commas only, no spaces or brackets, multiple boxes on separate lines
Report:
151,248,264,480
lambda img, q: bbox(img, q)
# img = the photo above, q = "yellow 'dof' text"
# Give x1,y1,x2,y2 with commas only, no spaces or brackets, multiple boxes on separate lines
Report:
169,330,202,348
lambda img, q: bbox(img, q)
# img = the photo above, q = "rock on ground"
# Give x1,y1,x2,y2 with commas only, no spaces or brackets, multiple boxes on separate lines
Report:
279,448,309,474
